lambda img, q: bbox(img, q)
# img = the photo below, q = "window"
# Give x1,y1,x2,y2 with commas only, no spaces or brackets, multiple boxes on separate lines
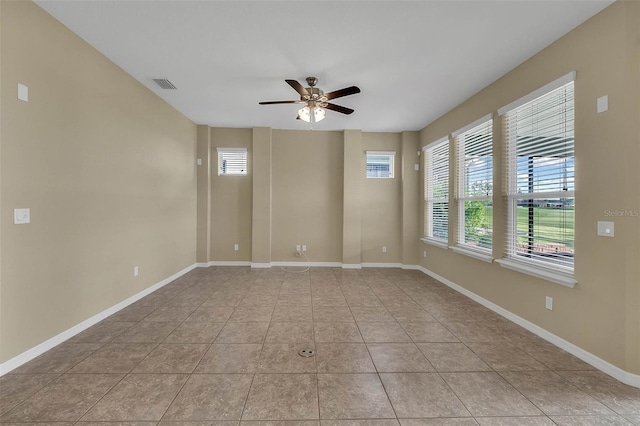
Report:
454,115,493,253
366,151,395,178
217,147,247,176
423,137,449,242
500,72,575,276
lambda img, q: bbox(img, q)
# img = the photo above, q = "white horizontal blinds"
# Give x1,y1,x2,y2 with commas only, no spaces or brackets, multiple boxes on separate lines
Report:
503,80,575,270
366,151,395,178
455,117,493,251
217,148,247,176
424,139,449,241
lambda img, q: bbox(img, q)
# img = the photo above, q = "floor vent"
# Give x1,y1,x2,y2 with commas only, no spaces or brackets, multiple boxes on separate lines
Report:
152,78,177,90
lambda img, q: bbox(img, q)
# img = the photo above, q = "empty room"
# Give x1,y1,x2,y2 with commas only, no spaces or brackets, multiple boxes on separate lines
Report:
1,1,639,425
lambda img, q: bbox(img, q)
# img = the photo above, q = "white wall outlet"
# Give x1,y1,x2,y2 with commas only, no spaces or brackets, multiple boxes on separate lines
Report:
197,158,202,166
14,208,31,224
597,95,608,113
545,296,553,311
414,163,419,171
302,244,307,252
18,83,29,102
382,246,387,253
423,250,427,258
597,221,614,237
134,266,139,277
234,243,239,251
296,244,301,252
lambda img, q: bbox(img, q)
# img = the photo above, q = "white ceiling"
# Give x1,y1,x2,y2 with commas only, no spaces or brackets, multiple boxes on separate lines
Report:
36,0,613,132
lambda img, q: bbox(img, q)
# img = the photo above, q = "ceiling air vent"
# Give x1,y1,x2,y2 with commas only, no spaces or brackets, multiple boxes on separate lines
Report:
152,78,177,90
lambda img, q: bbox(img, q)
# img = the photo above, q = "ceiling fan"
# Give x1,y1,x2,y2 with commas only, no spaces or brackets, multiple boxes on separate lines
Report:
259,77,361,123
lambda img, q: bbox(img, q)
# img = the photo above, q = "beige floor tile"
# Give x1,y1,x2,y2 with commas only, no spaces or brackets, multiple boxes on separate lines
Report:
317,373,395,419
114,322,180,343
441,322,505,342
243,422,318,426
266,322,314,344
417,343,491,372
466,343,547,371
399,322,459,343
501,371,615,416
1,374,121,422
313,306,355,322
215,322,270,343
399,419,478,426
550,415,636,425
277,294,313,306
243,374,319,420
10,343,103,375
367,343,434,372
229,306,275,322
379,372,470,418
322,421,399,426
556,370,640,415
142,306,197,322
164,322,225,343
271,305,313,322
314,323,363,343
520,341,596,371
163,374,253,421
68,321,135,343
350,306,395,322
474,417,554,425
82,374,187,421
0,374,59,416
108,305,157,322
315,343,375,373
357,322,411,343
441,372,542,417
195,344,262,373
70,343,156,373
258,343,317,373
132,343,208,373
185,306,235,322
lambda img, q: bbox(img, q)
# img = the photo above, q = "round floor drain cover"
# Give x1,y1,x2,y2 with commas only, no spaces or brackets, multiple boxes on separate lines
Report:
298,348,315,357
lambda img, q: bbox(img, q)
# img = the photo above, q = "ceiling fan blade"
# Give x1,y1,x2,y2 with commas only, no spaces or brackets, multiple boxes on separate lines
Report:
259,100,305,105
325,86,361,100
285,79,309,97
325,103,354,115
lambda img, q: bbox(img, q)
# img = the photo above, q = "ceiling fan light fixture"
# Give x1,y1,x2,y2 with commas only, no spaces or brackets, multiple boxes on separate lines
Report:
297,105,325,123
298,105,311,122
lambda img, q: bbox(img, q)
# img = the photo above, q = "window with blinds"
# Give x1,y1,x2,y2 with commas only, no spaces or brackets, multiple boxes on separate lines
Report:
500,73,575,272
366,151,395,178
454,116,493,252
424,138,449,242
217,147,247,176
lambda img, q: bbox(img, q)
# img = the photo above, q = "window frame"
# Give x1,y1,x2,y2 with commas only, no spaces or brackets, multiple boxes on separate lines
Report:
365,151,395,179
422,137,450,246
497,72,576,287
453,114,494,257
217,147,248,176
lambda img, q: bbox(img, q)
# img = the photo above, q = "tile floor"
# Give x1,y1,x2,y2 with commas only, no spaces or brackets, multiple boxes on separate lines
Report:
1,267,639,425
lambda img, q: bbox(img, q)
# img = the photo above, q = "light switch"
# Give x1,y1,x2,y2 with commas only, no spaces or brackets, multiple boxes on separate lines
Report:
14,208,30,224
414,163,419,171
597,95,608,113
597,221,614,237
18,83,29,102
197,158,202,166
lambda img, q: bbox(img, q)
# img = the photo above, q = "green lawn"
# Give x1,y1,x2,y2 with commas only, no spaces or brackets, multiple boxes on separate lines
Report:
481,206,574,249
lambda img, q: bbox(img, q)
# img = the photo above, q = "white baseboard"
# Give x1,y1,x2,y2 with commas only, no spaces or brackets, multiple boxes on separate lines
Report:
0,263,198,376
250,262,272,268
207,261,252,267
342,264,363,269
361,262,403,268
417,265,640,389
270,261,342,268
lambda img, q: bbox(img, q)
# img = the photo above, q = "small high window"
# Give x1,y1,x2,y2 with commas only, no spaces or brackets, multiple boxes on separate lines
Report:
366,151,395,178
217,148,247,176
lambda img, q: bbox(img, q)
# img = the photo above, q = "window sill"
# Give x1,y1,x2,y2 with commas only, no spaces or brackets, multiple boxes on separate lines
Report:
495,258,576,288
420,237,448,249
450,245,493,263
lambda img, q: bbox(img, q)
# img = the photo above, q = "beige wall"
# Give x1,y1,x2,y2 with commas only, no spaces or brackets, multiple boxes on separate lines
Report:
210,128,253,261
418,1,640,375
271,130,344,262
0,2,197,363
361,133,402,263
